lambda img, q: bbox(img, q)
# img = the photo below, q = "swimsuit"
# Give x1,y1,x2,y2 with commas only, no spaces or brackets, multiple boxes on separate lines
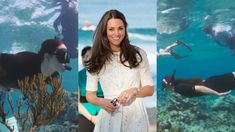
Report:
174,83,204,97
0,52,41,90
174,73,235,97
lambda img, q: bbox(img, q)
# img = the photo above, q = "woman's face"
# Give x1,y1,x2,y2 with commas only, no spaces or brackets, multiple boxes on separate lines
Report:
162,79,174,91
106,18,125,52
49,43,69,72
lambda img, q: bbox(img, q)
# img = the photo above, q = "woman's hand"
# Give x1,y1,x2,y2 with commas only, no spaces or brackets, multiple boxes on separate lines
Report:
99,98,117,113
118,88,138,105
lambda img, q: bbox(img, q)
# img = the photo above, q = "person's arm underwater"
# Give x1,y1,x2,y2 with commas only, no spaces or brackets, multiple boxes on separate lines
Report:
53,15,62,35
194,85,231,96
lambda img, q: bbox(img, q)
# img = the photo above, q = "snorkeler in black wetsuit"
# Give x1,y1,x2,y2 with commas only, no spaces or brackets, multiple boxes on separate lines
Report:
0,39,72,92
53,0,78,58
162,71,233,97
0,52,41,91
204,23,235,55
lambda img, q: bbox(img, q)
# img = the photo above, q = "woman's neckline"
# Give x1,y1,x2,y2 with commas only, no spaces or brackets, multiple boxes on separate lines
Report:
112,51,120,55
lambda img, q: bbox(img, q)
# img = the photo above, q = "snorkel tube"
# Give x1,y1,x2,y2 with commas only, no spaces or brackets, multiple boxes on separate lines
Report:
168,69,176,86
162,69,176,90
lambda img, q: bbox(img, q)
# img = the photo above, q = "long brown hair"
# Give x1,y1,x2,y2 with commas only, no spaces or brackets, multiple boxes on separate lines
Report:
86,9,142,74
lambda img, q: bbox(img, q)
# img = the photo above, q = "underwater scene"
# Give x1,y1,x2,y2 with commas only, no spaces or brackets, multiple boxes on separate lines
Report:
0,0,78,131
157,0,235,131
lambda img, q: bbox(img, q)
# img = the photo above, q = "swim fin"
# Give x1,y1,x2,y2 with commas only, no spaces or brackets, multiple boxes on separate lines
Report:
170,50,188,59
177,40,192,51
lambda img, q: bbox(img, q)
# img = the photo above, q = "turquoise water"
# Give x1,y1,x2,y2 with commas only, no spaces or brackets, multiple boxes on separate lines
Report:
158,0,235,96
158,0,235,131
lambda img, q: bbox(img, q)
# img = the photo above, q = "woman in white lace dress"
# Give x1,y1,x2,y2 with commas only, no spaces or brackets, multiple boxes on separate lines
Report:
86,9,154,132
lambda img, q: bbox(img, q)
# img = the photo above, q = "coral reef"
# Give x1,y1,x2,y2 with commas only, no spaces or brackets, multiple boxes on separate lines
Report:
36,92,78,132
17,74,65,131
0,94,14,132
158,91,235,132
0,74,66,132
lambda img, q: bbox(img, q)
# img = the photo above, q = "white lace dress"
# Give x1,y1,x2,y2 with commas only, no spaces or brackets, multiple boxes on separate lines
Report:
86,49,154,132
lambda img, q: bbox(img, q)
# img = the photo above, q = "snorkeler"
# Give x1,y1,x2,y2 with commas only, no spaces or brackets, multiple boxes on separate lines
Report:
204,23,235,55
0,39,71,92
157,40,192,59
162,70,233,97
53,0,78,58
